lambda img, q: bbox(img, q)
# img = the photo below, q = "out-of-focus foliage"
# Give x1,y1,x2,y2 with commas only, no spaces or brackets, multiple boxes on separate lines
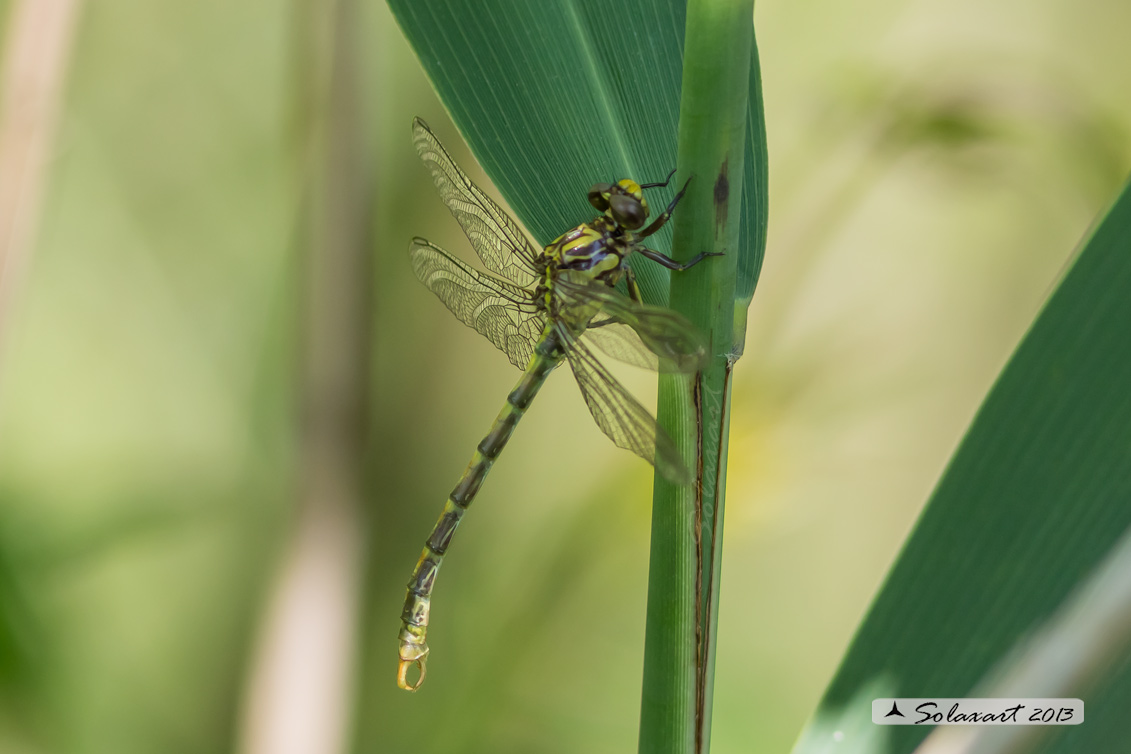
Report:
795,178,1131,754
0,1,1126,754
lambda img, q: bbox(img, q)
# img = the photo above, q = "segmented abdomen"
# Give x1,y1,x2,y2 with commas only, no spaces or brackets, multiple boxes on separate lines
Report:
397,329,563,689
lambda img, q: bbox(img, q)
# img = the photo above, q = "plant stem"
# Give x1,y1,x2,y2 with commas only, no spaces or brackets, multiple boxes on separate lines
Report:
638,1,755,753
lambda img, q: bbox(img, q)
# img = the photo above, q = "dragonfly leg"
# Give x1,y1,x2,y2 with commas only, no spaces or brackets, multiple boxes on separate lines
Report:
624,266,644,305
636,246,723,271
637,177,691,239
638,167,677,190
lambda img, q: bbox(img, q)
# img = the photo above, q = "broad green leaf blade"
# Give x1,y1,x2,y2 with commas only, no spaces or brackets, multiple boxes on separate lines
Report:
912,523,1131,754
793,177,1131,754
386,0,767,314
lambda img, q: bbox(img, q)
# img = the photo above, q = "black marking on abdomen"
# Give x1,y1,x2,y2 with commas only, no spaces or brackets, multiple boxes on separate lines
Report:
450,458,490,506
409,556,440,596
427,509,461,554
401,594,429,626
479,412,520,459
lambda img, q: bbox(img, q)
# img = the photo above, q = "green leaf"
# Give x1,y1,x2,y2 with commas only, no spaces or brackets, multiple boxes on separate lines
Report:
386,0,767,312
793,177,1131,754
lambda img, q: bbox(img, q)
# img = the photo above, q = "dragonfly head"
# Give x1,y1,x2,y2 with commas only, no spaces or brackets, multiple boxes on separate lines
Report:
588,179,650,230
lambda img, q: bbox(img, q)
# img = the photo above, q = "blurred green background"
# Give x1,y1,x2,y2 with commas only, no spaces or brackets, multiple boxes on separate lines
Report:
0,1,1127,753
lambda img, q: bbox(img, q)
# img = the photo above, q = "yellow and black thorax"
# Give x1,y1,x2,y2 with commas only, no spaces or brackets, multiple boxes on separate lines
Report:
541,178,651,288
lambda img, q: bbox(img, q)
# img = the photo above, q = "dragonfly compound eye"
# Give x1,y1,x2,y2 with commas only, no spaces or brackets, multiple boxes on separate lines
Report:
588,183,612,211
609,194,647,229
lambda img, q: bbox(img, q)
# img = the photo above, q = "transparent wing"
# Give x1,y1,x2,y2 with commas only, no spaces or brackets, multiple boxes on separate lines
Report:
411,238,545,369
555,321,692,485
413,118,540,286
579,317,664,371
555,275,708,373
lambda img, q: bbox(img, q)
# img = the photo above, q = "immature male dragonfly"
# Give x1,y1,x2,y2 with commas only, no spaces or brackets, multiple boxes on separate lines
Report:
398,118,718,690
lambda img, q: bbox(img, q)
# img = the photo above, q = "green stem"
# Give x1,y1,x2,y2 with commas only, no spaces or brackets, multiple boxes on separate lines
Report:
638,1,755,753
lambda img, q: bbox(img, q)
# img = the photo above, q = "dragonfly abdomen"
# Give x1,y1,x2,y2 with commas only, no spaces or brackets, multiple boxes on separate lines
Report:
398,330,563,690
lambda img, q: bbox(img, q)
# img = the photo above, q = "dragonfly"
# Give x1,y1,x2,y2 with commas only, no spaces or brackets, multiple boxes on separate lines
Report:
398,117,718,691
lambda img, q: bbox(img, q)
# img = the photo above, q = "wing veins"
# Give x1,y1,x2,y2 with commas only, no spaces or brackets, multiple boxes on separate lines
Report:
555,321,690,484
411,239,544,369
553,276,707,373
413,118,540,286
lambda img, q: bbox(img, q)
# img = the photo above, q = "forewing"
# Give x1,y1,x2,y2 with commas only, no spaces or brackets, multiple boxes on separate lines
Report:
413,118,540,286
555,322,692,485
411,238,544,369
555,275,708,373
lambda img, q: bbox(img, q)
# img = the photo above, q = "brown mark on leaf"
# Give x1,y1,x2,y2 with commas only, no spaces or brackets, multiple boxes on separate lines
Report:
713,159,730,234
692,372,706,754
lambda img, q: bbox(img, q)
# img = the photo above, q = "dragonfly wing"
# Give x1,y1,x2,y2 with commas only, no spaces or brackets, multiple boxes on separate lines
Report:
413,118,541,287
555,321,692,485
578,317,661,371
555,275,708,373
411,238,544,369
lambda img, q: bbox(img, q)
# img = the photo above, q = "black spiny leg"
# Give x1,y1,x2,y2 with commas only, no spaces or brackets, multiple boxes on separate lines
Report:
637,178,690,239
638,168,677,190
637,246,722,271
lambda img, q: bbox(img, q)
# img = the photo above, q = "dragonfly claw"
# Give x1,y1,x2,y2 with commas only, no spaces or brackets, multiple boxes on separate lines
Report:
398,657,427,691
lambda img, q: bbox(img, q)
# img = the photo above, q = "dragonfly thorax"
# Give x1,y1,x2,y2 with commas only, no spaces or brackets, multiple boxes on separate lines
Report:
543,217,632,288
543,177,661,292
